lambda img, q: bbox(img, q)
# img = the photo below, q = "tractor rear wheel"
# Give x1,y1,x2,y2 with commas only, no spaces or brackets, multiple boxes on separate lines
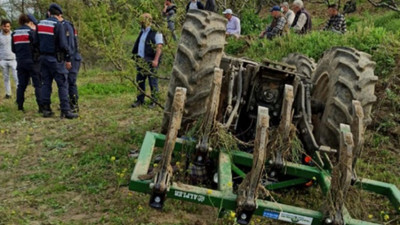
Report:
162,10,227,133
282,53,316,79
161,10,227,134
311,47,378,150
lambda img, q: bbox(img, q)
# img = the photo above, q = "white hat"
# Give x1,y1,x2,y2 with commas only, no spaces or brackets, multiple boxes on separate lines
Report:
223,9,233,14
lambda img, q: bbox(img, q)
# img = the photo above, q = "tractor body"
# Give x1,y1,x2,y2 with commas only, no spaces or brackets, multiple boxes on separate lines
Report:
130,10,399,225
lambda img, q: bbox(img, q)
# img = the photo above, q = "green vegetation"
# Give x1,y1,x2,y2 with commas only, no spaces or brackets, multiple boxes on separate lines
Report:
0,0,399,224
226,11,400,78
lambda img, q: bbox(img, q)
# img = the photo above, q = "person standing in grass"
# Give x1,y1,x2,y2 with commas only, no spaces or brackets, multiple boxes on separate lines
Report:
0,19,18,99
186,0,204,12
291,0,312,34
36,3,78,119
163,0,177,41
205,0,217,12
281,2,295,27
11,14,42,112
61,15,82,113
223,9,241,37
323,4,347,34
259,6,288,40
131,13,163,109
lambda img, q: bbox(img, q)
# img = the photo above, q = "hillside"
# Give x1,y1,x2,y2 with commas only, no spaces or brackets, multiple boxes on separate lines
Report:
0,0,399,224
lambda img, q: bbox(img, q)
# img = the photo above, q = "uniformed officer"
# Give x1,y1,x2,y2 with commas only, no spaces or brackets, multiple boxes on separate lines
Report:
61,16,82,113
36,3,78,119
11,14,42,112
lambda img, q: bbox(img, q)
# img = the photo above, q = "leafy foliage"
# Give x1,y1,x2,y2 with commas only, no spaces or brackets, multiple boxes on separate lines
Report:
226,19,400,78
240,8,269,35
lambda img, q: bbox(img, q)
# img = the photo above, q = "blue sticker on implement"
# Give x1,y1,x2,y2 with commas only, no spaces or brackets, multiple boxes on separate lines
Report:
263,210,280,219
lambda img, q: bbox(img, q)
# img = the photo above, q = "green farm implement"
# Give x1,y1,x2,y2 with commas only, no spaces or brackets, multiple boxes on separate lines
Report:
130,10,400,225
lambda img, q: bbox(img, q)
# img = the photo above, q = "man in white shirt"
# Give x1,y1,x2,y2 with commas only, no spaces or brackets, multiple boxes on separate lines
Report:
291,0,312,34
281,2,295,27
131,13,164,108
223,9,241,37
0,19,18,99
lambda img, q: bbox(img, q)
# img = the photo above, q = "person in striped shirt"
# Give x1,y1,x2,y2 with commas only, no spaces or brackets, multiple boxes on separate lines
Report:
323,4,347,34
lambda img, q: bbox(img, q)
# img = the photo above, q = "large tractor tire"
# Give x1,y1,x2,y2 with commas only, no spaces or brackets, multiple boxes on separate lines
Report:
161,10,227,134
282,53,316,79
312,47,378,149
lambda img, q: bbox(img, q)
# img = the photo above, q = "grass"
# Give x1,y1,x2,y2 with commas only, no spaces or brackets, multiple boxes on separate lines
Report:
1,4,400,225
0,69,398,224
0,71,219,225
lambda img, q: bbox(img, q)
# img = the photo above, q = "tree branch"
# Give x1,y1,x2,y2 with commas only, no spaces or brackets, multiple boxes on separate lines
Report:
367,0,400,12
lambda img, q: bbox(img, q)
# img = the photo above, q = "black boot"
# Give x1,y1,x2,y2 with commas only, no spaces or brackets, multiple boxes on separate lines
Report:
38,105,44,114
61,110,78,119
42,105,54,118
18,105,24,112
70,95,79,113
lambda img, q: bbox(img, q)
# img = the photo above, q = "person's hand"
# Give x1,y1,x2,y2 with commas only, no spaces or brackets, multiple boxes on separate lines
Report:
66,62,72,70
152,60,159,68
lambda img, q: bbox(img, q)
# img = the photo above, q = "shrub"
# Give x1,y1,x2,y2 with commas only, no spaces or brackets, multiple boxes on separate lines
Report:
240,8,269,35
226,24,400,78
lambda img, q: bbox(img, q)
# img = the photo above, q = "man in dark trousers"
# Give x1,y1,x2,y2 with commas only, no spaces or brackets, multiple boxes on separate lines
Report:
61,16,82,113
131,13,163,109
205,0,217,12
36,3,78,119
12,14,42,112
163,0,177,40
186,0,204,12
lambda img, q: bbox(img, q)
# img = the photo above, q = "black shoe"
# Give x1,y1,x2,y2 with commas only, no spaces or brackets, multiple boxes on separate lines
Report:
70,104,79,113
42,105,54,118
5,95,11,99
148,102,157,109
38,105,44,114
61,110,78,119
131,101,143,108
69,95,79,113
18,105,24,112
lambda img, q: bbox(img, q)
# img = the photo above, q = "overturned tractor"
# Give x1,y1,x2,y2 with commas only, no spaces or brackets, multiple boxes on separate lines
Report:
130,10,399,225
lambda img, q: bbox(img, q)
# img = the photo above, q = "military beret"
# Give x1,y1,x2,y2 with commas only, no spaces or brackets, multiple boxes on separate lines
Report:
49,3,63,14
27,14,38,25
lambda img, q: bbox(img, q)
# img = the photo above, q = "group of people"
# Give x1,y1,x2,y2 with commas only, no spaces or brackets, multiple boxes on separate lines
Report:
222,0,347,40
131,0,348,108
1,1,347,116
0,3,81,119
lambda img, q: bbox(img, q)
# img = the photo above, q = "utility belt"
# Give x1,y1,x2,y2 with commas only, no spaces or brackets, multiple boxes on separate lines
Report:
42,52,65,62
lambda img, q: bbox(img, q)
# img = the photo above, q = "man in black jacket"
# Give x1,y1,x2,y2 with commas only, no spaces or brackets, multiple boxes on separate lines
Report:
131,13,163,108
163,0,177,40
12,14,42,112
186,0,204,12
205,0,217,12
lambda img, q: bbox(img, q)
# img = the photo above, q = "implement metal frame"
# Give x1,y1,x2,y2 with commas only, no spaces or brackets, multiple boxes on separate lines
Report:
130,132,400,225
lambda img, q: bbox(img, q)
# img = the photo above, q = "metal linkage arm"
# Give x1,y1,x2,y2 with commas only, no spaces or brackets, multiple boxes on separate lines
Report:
323,124,354,225
150,87,187,209
236,107,270,225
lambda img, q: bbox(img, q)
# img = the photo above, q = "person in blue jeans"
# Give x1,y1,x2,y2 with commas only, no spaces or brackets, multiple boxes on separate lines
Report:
131,13,163,109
